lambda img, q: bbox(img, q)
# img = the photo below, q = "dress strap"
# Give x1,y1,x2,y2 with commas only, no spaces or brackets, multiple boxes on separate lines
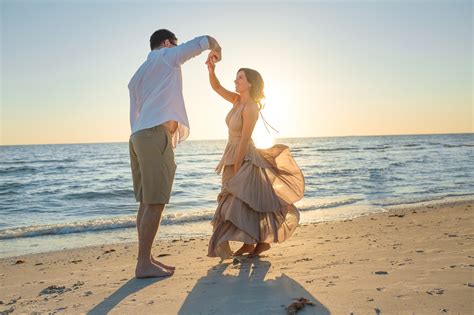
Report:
259,111,279,134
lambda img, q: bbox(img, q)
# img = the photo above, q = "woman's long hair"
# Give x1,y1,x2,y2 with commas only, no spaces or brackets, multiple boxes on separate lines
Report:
238,68,265,110
238,68,278,133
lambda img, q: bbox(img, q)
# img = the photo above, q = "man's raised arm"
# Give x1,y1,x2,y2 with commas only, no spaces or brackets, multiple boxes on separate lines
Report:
166,35,222,67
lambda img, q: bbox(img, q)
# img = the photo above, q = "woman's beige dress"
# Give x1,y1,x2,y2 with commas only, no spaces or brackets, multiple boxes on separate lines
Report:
208,103,305,259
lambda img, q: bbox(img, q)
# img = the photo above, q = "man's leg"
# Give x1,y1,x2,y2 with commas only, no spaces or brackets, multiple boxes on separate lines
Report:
136,202,175,270
135,203,173,278
136,202,146,232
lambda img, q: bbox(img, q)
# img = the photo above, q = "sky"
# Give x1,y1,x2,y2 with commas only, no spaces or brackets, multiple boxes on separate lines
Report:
1,0,472,145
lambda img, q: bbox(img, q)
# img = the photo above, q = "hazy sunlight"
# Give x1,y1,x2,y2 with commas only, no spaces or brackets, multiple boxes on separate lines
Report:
252,83,287,149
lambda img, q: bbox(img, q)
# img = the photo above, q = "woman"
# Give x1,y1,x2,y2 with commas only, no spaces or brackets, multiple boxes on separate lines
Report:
206,54,304,260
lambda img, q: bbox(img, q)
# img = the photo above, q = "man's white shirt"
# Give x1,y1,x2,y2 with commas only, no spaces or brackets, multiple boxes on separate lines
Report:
129,36,210,148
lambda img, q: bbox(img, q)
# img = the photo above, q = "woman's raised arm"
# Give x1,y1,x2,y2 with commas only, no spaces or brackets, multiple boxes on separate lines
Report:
206,55,239,105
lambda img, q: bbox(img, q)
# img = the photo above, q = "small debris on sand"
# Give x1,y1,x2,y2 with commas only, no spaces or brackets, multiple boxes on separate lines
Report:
5,297,21,305
72,281,85,288
287,297,315,315
39,285,71,296
1,307,15,314
426,288,444,295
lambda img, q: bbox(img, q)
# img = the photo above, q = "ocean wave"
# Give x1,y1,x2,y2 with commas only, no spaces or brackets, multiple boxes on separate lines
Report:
185,171,210,177
362,146,391,150
160,210,214,225
0,209,215,240
0,182,28,190
443,144,474,148
0,164,79,175
316,147,358,152
63,189,134,200
0,190,22,196
0,217,135,240
315,169,356,177
176,152,221,158
403,144,421,147
102,161,128,166
0,166,38,175
315,167,390,177
98,176,128,183
297,198,363,211
375,193,474,207
1,158,76,165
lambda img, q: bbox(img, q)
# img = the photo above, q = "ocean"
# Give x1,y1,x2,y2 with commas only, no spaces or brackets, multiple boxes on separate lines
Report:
0,133,472,258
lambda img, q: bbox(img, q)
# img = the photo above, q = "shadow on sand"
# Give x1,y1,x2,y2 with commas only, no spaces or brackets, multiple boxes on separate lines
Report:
87,277,165,314
178,258,330,315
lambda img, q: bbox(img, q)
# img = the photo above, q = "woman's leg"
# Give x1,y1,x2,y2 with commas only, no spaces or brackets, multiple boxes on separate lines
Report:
233,244,256,256
249,243,271,258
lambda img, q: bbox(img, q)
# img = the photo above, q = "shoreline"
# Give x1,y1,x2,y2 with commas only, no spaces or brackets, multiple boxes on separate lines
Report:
1,195,473,260
1,199,473,314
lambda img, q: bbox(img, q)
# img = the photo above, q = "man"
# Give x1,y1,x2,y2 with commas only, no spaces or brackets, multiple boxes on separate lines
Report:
128,29,221,278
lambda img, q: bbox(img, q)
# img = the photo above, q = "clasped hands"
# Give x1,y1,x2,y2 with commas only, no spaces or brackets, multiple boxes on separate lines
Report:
205,50,221,71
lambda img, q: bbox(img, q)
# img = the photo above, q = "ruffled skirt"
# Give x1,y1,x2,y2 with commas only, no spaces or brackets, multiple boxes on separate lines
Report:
208,144,304,260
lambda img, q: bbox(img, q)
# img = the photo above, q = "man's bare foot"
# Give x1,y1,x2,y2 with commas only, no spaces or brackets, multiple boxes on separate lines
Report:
248,243,271,258
135,262,174,279
151,257,175,271
233,244,255,256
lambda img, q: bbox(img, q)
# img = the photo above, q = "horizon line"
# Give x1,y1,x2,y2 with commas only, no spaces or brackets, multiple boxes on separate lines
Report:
1,131,472,147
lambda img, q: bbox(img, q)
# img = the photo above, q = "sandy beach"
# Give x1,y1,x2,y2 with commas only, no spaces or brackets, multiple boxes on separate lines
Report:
1,199,473,314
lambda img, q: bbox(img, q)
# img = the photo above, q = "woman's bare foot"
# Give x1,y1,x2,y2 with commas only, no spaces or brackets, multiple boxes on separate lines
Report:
248,243,271,258
135,262,174,279
233,244,255,256
152,257,175,271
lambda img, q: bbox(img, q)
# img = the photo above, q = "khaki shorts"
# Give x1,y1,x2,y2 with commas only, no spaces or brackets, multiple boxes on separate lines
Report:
129,125,176,204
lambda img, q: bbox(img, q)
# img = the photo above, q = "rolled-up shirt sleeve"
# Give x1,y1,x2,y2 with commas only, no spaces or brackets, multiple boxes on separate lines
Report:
163,36,210,67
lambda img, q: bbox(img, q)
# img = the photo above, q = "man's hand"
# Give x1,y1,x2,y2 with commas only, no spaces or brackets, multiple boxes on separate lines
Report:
208,47,221,63
207,36,222,62
212,47,222,62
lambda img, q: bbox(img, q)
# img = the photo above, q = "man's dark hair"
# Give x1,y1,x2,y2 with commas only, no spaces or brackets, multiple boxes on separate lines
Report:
150,29,177,50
